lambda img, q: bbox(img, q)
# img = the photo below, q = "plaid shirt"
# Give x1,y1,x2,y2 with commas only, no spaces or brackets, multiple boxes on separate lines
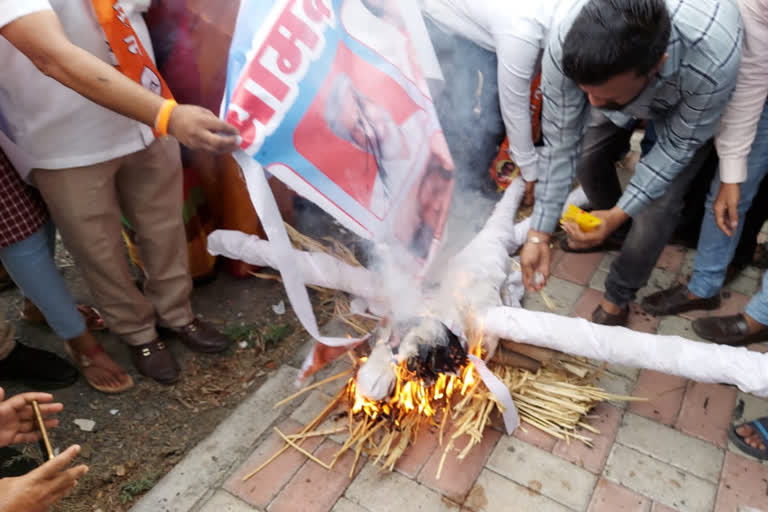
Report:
0,150,48,248
532,0,743,233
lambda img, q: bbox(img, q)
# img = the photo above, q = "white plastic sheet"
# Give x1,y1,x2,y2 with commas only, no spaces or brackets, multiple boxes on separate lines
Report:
483,307,768,397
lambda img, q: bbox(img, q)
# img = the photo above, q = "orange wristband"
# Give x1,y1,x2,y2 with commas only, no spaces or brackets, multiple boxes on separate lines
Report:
154,99,178,136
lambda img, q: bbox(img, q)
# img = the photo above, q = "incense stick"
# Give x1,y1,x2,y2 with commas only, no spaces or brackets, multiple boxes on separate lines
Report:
31,400,53,461
274,427,331,469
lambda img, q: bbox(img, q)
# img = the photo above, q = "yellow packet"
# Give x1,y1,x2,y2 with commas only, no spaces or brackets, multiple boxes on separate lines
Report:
560,204,602,232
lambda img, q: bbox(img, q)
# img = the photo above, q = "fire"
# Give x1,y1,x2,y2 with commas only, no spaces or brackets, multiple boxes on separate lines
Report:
348,354,477,427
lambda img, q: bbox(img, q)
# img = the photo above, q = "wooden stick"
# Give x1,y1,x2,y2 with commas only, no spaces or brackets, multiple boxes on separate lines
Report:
499,340,558,364
274,427,332,469
274,368,354,408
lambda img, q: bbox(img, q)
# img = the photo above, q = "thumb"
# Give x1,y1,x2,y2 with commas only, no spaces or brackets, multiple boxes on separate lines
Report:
34,445,81,478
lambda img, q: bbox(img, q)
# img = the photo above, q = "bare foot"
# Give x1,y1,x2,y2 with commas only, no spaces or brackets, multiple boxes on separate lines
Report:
735,423,767,452
600,298,623,316
67,332,133,393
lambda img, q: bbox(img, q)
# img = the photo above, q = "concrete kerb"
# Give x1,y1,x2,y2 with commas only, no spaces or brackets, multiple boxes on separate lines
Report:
130,365,303,512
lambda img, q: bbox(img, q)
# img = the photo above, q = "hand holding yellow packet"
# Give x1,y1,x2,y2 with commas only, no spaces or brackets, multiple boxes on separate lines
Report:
560,204,602,232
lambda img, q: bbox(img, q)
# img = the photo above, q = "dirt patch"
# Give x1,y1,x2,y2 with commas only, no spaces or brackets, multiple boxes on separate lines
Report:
0,258,331,511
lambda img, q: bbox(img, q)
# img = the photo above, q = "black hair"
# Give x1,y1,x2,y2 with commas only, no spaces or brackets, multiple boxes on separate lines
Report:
562,0,671,85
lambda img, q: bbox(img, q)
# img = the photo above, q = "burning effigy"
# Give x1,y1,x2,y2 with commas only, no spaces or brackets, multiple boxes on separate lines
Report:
210,179,645,479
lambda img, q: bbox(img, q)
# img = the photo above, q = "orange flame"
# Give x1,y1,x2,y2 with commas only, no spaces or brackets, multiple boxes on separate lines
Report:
348,357,476,426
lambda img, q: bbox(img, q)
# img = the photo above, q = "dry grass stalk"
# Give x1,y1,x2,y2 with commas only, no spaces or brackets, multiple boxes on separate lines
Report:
274,427,332,469
273,368,354,409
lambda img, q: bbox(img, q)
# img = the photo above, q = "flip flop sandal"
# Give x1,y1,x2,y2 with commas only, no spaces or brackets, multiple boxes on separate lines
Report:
64,342,134,394
21,303,106,331
728,416,768,460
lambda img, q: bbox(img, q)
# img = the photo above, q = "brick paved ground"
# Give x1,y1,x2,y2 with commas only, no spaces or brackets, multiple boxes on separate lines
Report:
133,244,768,512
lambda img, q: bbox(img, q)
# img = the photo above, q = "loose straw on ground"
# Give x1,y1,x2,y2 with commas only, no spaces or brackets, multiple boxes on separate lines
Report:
273,368,354,409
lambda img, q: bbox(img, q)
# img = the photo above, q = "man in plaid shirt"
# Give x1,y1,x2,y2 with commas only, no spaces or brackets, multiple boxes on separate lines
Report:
521,0,743,326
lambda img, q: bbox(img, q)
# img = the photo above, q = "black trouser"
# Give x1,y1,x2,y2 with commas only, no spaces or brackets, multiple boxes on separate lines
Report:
423,17,506,190
576,111,716,307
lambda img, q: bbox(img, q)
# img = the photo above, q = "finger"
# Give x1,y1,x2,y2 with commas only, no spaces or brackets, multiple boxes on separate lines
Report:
199,130,240,154
50,464,89,493
7,392,55,411
714,204,731,236
16,402,63,421
0,387,5,401
35,445,81,477
203,115,240,136
727,203,739,231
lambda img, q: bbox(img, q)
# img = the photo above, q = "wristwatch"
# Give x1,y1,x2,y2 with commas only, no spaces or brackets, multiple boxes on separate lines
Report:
527,235,548,244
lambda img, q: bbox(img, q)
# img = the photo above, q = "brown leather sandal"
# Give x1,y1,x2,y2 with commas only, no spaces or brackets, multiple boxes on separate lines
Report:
64,342,134,394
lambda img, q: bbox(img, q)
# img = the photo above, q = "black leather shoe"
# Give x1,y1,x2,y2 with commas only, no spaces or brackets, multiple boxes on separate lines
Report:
162,319,230,354
692,314,768,346
130,340,180,385
0,342,78,389
592,304,629,327
641,284,721,316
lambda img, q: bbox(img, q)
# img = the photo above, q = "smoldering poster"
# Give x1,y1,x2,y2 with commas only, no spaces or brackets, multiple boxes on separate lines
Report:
222,0,453,264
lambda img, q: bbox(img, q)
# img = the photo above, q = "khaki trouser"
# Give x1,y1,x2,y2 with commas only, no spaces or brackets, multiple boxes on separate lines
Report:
33,137,194,346
0,311,16,360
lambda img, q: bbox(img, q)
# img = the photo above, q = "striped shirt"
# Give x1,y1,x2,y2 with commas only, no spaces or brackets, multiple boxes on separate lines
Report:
531,0,743,233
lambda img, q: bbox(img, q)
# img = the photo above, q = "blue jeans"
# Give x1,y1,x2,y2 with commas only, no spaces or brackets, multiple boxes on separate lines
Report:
0,222,85,339
688,100,768,307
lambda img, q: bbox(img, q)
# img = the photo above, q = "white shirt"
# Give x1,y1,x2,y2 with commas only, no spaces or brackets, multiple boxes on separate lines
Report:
421,0,566,181
0,0,155,171
715,0,768,183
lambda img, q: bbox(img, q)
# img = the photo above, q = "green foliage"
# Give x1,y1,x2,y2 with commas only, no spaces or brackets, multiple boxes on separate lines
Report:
119,472,162,504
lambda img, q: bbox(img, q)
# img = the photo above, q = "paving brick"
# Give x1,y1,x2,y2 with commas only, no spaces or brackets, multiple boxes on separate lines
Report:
715,452,768,512
553,403,622,474
514,422,557,452
268,439,363,512
596,373,635,408
656,245,685,273
604,445,716,512
132,366,299,512
627,303,660,334
615,413,724,483
487,436,597,511
331,497,368,512
680,291,750,321
198,491,257,512
599,253,616,272
675,381,737,447
629,370,687,426
590,268,609,292
418,425,501,502
724,272,760,297
571,287,603,320
522,276,586,316
552,251,604,286
650,503,678,512
656,316,706,342
604,363,641,382
225,419,324,509
587,479,651,512
680,250,697,277
636,268,678,301
345,462,448,512
464,468,571,512
290,390,348,444
394,423,439,479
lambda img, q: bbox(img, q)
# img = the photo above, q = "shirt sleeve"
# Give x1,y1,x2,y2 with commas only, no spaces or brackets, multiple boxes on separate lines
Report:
0,0,52,31
715,0,768,184
494,33,541,182
530,27,591,233
618,46,742,216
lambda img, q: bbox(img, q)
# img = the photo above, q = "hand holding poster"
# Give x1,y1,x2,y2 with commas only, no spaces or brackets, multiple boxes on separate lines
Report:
217,0,454,380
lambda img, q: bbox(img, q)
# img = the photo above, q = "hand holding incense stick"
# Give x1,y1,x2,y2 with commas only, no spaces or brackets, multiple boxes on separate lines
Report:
32,399,54,460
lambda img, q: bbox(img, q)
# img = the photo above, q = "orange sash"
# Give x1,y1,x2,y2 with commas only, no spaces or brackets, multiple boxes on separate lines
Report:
91,0,174,107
